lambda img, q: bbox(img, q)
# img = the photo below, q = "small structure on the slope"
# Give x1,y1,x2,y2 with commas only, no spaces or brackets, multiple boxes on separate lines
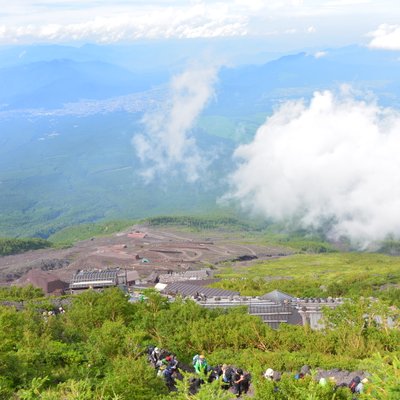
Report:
69,269,127,294
296,297,345,330
126,270,140,287
146,272,160,284
24,269,69,295
158,269,212,284
127,231,147,239
248,301,303,328
197,290,302,329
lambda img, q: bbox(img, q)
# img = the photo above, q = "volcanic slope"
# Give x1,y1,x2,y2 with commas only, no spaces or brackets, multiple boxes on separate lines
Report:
0,224,290,287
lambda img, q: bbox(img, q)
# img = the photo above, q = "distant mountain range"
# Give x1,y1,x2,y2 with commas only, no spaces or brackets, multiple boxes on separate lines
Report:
0,59,167,110
1,44,399,113
217,45,400,113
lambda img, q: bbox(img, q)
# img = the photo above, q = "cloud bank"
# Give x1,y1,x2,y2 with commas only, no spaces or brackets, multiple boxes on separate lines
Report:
133,65,217,182
368,24,400,50
0,3,248,44
2,0,398,45
227,89,400,244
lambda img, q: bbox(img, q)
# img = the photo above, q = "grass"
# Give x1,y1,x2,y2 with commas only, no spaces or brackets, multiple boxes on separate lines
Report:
213,252,400,304
49,219,136,245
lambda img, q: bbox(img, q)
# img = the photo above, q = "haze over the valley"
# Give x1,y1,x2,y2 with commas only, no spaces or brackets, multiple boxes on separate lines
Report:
1,0,400,244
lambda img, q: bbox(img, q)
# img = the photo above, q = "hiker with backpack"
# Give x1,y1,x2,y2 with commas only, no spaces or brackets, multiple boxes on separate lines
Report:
194,354,208,375
221,364,234,389
167,354,179,372
163,366,176,391
150,346,161,367
349,376,361,393
349,376,369,396
233,368,250,398
295,364,311,380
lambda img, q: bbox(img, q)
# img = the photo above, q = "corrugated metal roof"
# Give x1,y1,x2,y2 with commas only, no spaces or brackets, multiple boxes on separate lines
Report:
162,282,239,297
70,270,118,285
179,278,220,286
249,303,293,315
259,290,294,303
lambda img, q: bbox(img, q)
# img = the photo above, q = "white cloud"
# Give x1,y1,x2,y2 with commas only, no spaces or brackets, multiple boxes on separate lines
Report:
2,0,399,44
0,3,248,43
132,64,218,182
307,25,316,33
314,50,327,58
226,89,400,245
368,23,400,50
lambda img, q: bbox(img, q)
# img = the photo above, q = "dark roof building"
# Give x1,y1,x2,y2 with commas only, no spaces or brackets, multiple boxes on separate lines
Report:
248,302,302,329
24,269,69,295
159,284,343,330
197,295,302,329
162,282,239,298
126,270,140,286
69,269,127,293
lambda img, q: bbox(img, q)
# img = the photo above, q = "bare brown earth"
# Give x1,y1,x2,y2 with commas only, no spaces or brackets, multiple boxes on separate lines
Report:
0,225,291,286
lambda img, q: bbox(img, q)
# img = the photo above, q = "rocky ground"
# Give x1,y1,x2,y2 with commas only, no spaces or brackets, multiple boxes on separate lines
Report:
0,224,290,287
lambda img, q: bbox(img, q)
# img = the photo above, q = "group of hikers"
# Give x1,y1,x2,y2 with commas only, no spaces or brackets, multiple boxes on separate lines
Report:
147,346,368,398
147,346,251,397
192,354,251,397
265,364,368,397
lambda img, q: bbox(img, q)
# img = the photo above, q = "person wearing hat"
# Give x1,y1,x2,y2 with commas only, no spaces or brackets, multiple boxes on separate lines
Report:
167,354,178,371
194,354,208,374
149,346,160,366
264,368,274,380
319,377,327,386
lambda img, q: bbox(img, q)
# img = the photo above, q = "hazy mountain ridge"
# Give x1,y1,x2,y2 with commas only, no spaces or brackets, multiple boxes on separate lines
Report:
0,59,167,110
1,44,399,114
216,46,400,113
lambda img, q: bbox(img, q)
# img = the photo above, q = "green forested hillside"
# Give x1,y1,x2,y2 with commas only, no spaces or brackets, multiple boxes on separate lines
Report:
0,287,398,399
0,112,236,239
145,215,266,231
0,237,52,256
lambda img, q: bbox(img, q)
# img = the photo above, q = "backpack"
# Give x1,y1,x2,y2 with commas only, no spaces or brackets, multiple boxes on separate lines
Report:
243,372,251,382
349,376,361,393
147,345,155,355
224,367,234,382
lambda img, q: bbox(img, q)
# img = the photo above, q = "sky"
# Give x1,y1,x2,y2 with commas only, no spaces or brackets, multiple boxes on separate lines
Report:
1,1,400,50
